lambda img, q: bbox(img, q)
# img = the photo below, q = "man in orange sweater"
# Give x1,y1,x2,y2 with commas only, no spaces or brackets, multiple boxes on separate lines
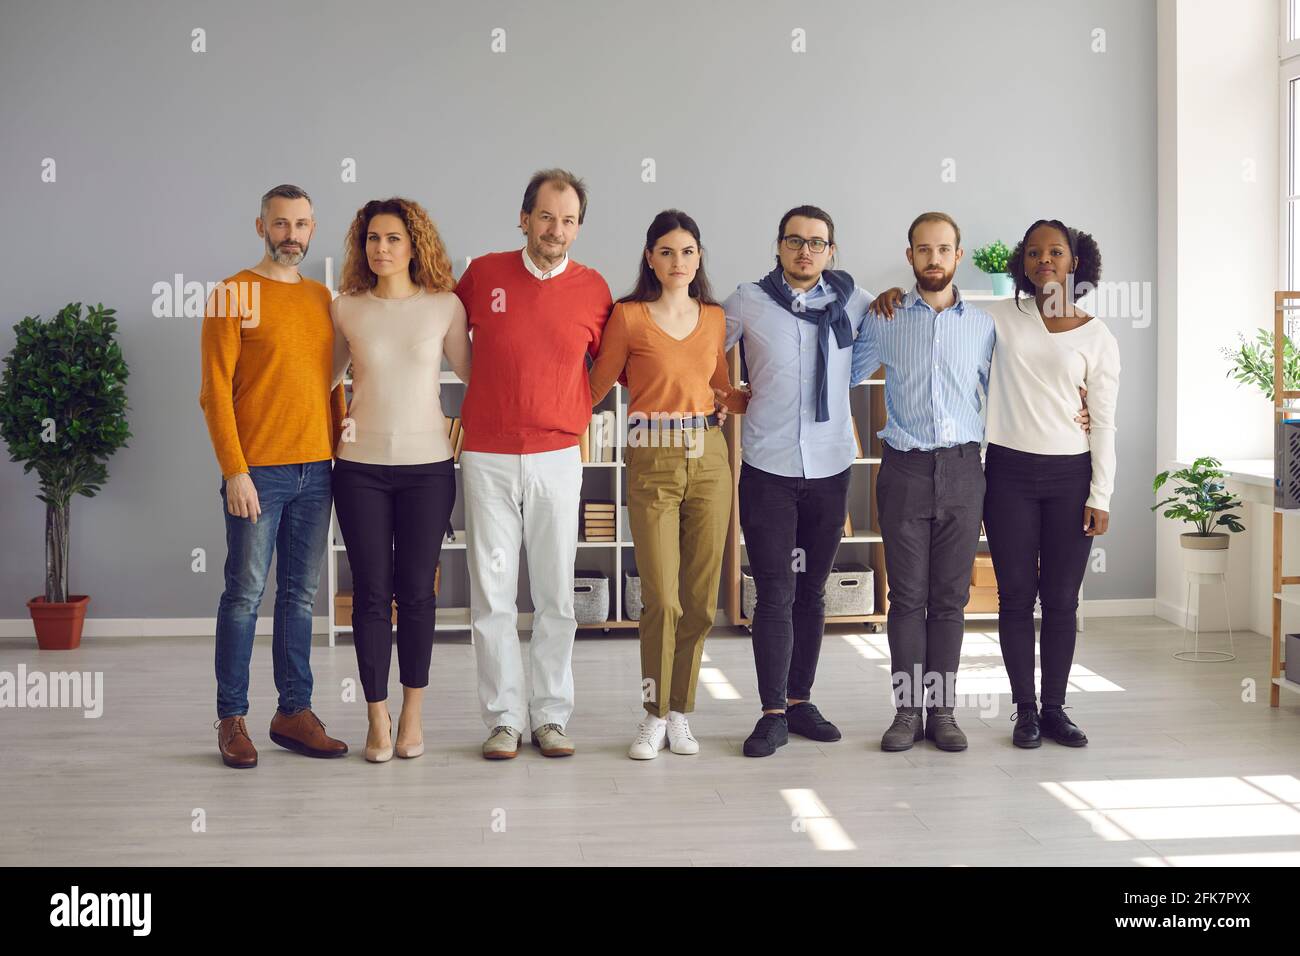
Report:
199,184,349,769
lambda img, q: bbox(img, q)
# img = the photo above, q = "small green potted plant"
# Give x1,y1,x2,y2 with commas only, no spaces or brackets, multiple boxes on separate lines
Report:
972,240,1013,296
1151,456,1245,574
1220,328,1300,401
0,302,131,649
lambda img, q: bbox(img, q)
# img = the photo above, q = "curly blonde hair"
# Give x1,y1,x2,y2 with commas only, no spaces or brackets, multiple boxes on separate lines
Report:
339,197,455,294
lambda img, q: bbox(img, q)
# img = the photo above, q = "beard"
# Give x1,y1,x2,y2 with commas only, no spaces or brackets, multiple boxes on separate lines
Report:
267,235,308,266
529,234,566,265
914,263,953,293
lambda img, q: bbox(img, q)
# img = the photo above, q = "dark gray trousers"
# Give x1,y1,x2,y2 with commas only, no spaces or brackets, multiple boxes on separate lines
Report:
876,441,985,709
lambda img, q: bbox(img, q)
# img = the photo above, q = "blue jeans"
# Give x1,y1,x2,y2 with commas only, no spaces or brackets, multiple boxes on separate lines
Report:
215,460,332,719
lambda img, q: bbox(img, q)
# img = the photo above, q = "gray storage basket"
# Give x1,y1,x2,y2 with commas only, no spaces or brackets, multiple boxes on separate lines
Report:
824,563,874,616
573,569,610,624
742,563,873,620
624,573,643,622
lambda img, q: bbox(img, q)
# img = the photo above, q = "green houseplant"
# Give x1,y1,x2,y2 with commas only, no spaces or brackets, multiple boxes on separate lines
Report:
972,240,1013,296
1152,456,1245,574
0,302,131,649
1219,329,1300,401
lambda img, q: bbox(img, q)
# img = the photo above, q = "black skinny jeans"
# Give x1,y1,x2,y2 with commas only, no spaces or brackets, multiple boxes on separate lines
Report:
332,457,456,703
982,443,1093,707
738,462,851,712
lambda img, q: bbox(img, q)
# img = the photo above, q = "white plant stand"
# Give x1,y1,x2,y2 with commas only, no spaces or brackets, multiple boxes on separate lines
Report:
1178,566,1235,662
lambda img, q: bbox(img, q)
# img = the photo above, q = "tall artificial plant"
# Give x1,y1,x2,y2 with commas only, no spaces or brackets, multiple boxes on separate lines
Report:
0,303,131,602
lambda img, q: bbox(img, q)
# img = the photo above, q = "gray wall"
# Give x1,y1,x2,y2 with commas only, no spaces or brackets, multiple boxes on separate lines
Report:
0,0,1157,618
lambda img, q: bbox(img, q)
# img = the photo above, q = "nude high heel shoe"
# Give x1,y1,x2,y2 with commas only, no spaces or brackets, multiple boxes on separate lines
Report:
365,710,393,763
395,713,424,759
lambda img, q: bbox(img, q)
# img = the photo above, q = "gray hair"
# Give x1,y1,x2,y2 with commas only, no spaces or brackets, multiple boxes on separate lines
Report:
260,184,312,220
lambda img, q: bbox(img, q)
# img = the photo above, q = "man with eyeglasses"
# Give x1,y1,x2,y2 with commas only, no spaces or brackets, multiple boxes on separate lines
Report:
721,205,873,757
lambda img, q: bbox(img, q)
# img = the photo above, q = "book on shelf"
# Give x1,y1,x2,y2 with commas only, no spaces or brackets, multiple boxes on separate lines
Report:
580,498,616,540
844,511,853,537
851,416,864,458
585,413,613,465
579,429,590,462
601,410,615,461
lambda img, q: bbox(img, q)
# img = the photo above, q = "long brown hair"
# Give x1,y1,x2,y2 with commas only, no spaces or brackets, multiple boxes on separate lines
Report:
339,197,455,294
619,209,716,305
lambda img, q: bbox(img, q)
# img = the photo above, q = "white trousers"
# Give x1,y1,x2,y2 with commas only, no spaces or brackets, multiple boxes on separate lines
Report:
460,445,581,734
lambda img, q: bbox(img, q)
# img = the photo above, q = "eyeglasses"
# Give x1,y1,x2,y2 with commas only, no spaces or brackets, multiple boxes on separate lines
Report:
782,235,830,253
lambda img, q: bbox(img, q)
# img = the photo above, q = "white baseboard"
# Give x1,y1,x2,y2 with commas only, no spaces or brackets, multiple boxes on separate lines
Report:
1155,599,1191,629
0,599,1156,640
0,616,331,639
1080,598,1156,617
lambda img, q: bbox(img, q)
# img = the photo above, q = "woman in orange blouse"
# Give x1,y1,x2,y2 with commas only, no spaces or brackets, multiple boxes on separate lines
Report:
589,209,747,760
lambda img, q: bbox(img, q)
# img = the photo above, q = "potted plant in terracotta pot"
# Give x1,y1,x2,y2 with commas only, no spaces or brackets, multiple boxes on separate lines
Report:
972,239,1013,296
0,302,131,649
1151,456,1245,574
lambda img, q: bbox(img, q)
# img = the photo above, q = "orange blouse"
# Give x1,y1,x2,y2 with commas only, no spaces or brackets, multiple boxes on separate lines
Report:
588,301,746,416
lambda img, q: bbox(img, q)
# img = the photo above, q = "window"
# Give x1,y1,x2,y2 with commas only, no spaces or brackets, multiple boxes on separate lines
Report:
1283,1,1300,287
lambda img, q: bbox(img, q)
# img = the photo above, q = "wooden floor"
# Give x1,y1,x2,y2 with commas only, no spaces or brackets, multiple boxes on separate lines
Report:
2,616,1298,867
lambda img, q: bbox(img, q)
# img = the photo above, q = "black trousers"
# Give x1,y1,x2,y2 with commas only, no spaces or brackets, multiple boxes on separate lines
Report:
982,442,1093,706
332,457,456,703
738,462,851,712
876,441,985,709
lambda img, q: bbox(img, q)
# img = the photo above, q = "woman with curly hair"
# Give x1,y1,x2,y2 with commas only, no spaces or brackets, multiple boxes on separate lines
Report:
329,198,471,762
981,220,1120,750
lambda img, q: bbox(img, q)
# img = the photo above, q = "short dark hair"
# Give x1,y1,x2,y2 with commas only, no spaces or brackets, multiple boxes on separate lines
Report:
521,168,588,224
775,205,836,266
907,211,961,249
260,184,312,220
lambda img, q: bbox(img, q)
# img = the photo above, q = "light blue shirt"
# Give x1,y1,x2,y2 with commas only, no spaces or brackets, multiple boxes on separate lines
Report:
723,275,874,479
850,284,994,451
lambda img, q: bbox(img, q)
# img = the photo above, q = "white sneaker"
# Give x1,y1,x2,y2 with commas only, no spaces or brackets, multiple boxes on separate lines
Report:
628,719,667,760
666,713,700,755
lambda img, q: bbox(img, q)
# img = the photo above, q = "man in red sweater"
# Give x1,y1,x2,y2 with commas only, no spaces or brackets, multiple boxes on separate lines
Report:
455,169,613,760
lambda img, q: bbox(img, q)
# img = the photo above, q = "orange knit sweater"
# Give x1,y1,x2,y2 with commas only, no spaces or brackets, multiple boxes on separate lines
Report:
199,269,346,479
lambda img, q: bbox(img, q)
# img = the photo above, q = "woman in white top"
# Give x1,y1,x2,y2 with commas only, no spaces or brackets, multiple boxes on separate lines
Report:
982,220,1120,750
330,198,471,762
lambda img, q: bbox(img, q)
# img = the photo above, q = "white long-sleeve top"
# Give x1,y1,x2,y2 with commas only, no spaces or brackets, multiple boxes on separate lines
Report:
330,288,472,465
984,295,1121,511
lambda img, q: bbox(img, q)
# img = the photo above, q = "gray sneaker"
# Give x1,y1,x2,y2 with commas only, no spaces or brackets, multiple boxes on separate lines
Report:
880,708,924,752
531,723,575,757
925,707,968,752
482,725,521,760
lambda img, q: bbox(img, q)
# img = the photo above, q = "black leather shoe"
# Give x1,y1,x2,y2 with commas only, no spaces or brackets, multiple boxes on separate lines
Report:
742,713,789,757
1040,706,1088,747
1011,705,1041,749
786,702,841,742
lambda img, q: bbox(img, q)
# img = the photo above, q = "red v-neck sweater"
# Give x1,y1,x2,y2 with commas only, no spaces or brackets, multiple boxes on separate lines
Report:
455,250,613,453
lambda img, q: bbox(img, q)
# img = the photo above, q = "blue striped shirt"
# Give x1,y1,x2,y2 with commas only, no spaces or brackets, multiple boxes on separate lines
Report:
850,285,994,451
724,275,873,479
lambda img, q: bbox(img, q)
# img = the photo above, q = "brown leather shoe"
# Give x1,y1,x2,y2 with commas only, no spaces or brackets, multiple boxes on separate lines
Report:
215,716,257,769
268,708,348,758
